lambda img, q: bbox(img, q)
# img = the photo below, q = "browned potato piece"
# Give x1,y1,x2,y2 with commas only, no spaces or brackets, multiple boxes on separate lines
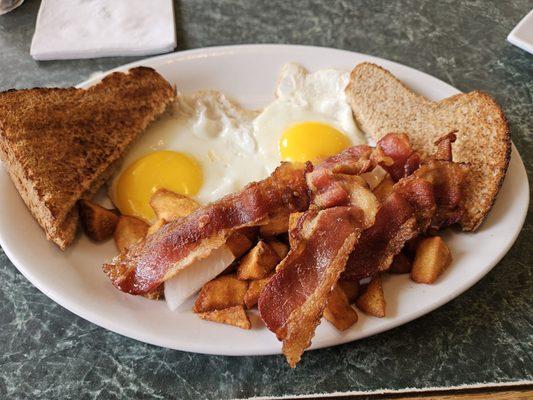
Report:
356,275,386,317
236,240,280,280
226,231,253,259
193,274,248,313
388,252,412,274
147,218,166,236
114,215,149,253
411,236,452,284
338,280,359,303
243,273,274,309
373,175,394,202
198,305,251,330
150,188,199,221
239,226,259,242
324,284,358,331
259,214,290,237
267,239,289,259
78,199,119,241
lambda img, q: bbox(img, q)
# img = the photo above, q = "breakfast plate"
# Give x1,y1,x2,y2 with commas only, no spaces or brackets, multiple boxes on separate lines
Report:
0,45,528,356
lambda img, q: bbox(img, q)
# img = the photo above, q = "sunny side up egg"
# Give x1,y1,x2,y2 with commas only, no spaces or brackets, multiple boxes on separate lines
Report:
253,63,366,172
109,91,268,222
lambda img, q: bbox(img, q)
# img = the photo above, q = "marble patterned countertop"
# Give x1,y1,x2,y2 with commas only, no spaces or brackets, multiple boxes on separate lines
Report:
0,1,531,399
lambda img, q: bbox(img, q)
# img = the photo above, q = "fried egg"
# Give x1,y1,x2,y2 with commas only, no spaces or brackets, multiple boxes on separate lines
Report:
253,63,366,172
109,91,268,222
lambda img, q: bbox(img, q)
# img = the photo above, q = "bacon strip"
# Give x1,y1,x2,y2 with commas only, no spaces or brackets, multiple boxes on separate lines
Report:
258,205,371,367
415,160,468,229
343,134,468,280
415,132,469,229
315,144,372,174
103,163,310,294
342,176,436,280
257,135,419,365
259,166,378,367
307,133,420,209
375,133,420,181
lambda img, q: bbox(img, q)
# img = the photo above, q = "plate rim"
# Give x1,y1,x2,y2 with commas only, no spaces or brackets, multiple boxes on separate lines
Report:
0,44,529,356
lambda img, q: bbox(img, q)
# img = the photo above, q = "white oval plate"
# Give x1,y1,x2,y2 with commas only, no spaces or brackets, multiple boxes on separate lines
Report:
0,45,528,356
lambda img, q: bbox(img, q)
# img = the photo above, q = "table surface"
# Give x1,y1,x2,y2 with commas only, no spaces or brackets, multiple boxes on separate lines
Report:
0,1,532,399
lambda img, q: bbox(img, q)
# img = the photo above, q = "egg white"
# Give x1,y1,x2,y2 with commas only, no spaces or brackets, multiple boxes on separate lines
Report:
253,63,366,172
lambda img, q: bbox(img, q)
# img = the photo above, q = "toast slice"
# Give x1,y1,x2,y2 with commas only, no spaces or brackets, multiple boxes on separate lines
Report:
0,67,175,249
346,63,510,231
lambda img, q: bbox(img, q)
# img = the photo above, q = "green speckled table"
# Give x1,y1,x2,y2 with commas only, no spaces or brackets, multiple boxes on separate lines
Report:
0,1,531,399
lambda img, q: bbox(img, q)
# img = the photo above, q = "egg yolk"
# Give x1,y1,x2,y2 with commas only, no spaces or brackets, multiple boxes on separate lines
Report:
279,121,352,164
115,151,203,221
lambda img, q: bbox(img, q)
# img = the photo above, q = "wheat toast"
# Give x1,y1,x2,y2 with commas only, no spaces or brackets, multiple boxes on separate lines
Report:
0,67,175,248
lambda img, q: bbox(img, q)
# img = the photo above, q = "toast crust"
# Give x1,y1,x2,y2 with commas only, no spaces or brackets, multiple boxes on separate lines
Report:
0,67,175,249
346,62,510,231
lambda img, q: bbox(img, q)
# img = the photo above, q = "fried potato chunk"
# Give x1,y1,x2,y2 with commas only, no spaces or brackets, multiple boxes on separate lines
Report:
338,280,359,303
356,275,386,317
411,236,452,284
239,226,259,242
78,199,119,241
193,274,248,313
114,215,149,253
198,305,251,330
324,284,358,331
388,252,412,274
244,273,274,309
373,175,395,202
259,214,290,237
267,239,289,259
226,231,253,259
150,188,199,221
236,240,280,280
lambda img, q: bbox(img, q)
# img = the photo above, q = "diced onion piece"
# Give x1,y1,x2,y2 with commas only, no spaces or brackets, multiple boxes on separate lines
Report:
164,245,235,310
360,165,388,190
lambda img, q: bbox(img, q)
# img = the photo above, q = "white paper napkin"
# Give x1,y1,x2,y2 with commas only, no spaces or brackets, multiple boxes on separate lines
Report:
507,9,533,55
30,0,176,61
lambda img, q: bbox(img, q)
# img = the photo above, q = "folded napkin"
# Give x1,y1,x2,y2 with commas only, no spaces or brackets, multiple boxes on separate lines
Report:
507,8,533,55
30,0,176,60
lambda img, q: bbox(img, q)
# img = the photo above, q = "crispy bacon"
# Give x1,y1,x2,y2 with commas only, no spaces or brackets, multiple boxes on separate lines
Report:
342,176,436,280
257,134,421,366
258,205,372,367
307,134,419,209
103,163,310,294
342,133,468,281
306,169,350,208
414,160,468,229
315,144,373,175
414,133,469,229
376,133,420,181
343,137,468,280
433,131,457,162
259,165,379,367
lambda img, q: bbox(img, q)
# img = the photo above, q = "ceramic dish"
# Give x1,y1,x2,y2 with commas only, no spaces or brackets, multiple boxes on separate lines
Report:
0,45,528,355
